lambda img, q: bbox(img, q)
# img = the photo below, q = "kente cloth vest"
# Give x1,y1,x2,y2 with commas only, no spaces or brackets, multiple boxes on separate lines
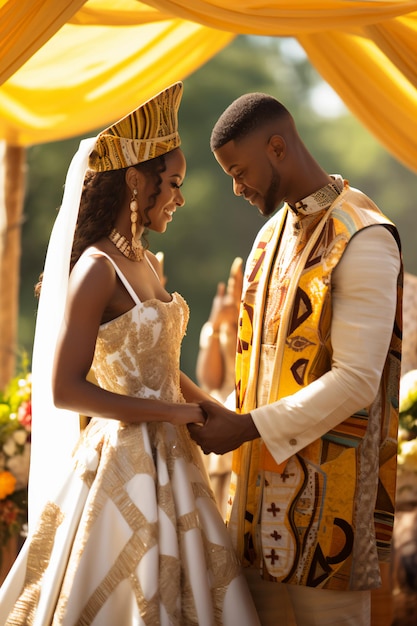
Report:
228,181,402,591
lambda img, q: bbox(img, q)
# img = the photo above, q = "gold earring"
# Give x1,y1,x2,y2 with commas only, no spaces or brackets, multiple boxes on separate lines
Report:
130,189,144,261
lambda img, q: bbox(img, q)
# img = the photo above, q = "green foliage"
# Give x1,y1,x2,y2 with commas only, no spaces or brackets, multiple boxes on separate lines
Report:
18,35,417,379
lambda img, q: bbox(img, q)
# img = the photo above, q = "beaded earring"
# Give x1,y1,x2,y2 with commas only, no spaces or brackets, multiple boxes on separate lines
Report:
130,189,144,261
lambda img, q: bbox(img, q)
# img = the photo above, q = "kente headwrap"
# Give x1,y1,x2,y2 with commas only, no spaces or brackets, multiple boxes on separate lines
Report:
89,82,183,171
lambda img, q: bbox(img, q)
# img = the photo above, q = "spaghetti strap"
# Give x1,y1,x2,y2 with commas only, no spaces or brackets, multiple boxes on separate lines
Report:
145,253,161,281
82,248,141,305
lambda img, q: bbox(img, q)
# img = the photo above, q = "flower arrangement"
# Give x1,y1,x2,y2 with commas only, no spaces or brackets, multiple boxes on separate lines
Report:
0,367,31,564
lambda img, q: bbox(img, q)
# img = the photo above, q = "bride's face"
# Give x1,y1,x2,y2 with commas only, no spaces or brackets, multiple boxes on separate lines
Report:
142,149,186,234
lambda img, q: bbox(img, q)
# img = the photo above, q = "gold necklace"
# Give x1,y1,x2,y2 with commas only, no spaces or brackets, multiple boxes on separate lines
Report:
108,228,144,262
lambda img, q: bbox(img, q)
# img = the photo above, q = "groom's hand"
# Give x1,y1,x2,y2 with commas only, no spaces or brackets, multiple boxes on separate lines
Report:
187,400,259,455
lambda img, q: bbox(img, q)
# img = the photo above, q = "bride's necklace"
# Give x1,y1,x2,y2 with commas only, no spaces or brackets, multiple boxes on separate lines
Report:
108,228,144,262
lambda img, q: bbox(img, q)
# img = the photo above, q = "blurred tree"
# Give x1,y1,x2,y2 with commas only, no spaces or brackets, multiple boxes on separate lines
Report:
18,35,417,379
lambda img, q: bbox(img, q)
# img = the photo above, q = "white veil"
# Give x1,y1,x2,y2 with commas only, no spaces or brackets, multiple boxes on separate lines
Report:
28,137,96,530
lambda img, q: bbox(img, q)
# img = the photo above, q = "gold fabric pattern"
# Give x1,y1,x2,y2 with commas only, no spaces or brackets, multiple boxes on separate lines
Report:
262,208,327,345
178,510,201,534
193,480,215,501
69,530,159,625
208,540,242,625
6,503,64,625
159,554,181,624
93,295,188,403
262,176,344,347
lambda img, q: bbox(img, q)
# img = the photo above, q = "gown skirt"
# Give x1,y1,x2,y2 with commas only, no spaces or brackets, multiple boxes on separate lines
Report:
0,418,260,625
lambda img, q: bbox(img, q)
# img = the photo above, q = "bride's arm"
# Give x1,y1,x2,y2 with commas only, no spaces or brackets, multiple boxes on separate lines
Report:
52,254,203,425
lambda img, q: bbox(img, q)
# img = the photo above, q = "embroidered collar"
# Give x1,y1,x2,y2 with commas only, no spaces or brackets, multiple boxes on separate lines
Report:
289,175,344,216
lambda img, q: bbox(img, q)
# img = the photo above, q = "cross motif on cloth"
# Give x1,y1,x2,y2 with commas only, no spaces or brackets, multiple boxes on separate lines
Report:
267,503,280,517
294,200,308,213
265,549,279,564
280,469,294,483
270,530,281,541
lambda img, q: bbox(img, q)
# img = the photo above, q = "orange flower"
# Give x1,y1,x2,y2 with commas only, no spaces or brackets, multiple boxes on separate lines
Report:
0,471,16,499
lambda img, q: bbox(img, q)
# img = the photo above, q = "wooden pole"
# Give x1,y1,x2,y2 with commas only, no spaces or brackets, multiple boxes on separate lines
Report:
0,141,26,389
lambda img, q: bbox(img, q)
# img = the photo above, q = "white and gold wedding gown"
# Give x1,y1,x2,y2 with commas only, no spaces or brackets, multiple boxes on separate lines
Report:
0,252,259,626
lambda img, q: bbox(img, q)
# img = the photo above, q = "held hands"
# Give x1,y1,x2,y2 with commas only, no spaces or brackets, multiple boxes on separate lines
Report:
187,400,259,455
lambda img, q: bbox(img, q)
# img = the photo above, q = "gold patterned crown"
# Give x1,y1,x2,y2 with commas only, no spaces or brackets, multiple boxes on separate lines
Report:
89,82,183,172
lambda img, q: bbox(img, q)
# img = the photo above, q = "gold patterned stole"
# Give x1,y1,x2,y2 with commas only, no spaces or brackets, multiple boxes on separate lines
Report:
235,211,285,415
229,211,285,560
230,205,334,559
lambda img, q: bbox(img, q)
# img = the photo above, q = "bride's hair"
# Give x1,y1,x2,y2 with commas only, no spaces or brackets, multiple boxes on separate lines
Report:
35,154,167,296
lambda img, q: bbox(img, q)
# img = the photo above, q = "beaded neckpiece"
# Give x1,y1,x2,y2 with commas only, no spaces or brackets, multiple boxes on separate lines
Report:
108,228,144,262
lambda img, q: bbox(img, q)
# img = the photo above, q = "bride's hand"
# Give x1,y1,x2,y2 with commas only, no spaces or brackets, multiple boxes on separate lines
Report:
170,403,205,426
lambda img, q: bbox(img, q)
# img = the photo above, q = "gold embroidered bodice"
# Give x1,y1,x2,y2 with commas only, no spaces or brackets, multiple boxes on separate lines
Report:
91,292,189,403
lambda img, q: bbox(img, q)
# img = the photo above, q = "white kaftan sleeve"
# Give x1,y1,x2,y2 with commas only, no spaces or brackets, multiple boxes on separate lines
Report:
250,225,401,465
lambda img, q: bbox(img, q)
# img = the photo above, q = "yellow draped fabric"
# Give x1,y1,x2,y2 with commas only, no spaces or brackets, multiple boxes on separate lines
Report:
0,14,234,144
0,0,417,172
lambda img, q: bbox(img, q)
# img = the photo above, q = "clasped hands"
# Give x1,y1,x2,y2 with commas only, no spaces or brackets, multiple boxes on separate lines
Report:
187,400,259,455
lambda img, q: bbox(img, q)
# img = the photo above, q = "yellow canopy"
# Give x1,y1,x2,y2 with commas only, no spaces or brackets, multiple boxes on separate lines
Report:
1,0,417,172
